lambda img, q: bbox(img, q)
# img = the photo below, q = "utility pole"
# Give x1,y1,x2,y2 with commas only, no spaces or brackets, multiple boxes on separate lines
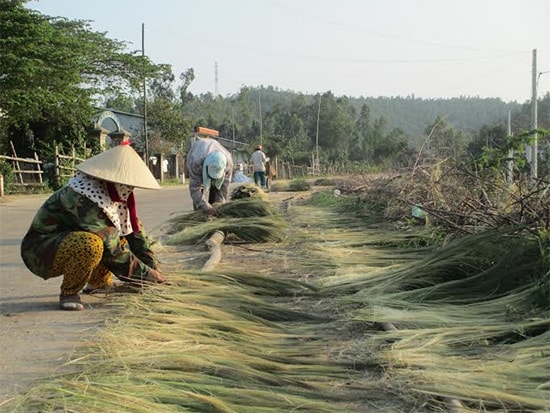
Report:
142,23,149,164
215,61,219,97
506,110,513,185
315,96,321,174
530,49,538,182
258,88,263,145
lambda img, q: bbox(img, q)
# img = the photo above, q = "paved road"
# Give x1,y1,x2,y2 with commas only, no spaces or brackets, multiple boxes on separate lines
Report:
0,185,191,401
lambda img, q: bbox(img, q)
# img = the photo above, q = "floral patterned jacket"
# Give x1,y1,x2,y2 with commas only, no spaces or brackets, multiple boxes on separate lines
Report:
20,186,158,280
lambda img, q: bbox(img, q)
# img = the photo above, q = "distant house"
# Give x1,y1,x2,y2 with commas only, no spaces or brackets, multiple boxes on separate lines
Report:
88,108,144,149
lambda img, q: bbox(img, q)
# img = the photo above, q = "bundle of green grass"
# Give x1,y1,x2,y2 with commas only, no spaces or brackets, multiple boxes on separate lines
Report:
164,187,286,244
270,178,312,192
229,183,266,199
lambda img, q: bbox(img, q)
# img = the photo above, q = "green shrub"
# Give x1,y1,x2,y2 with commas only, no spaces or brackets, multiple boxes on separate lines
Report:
0,159,16,194
288,179,311,191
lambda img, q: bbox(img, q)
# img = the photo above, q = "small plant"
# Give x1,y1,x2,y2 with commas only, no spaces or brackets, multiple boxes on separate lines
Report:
313,178,337,186
0,159,16,194
308,190,352,209
288,179,311,191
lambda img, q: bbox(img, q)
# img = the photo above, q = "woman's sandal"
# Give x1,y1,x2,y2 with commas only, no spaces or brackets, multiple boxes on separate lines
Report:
59,294,84,311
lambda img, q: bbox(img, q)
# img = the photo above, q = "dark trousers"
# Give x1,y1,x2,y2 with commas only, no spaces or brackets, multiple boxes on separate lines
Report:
253,171,267,188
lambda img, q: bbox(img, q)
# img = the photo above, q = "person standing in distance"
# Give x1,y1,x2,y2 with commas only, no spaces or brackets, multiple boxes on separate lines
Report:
249,144,270,190
186,138,234,216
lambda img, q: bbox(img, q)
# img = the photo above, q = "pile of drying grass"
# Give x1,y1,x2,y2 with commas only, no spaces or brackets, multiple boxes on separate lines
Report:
166,215,287,244
269,179,312,192
229,183,265,199
344,231,549,412
3,176,548,413
285,199,549,412
164,195,286,244
1,270,411,413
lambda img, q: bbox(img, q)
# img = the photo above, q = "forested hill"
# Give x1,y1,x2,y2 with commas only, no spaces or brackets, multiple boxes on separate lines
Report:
223,86,527,146
356,96,522,145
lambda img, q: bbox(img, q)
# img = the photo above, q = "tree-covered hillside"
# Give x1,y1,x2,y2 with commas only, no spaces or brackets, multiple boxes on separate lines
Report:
190,88,526,147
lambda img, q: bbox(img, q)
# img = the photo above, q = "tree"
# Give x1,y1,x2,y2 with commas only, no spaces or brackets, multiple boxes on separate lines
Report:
101,93,138,113
349,104,372,161
147,98,193,154
424,116,468,159
149,66,176,102
0,0,163,156
178,68,195,106
311,92,355,158
466,125,508,160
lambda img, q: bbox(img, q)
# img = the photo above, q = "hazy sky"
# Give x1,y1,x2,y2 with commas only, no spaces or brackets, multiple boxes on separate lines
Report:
27,0,550,103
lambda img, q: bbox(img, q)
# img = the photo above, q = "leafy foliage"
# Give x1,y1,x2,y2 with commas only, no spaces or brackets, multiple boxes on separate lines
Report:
0,0,163,156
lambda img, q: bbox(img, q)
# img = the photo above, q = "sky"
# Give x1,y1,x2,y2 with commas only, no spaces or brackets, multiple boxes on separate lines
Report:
27,0,550,103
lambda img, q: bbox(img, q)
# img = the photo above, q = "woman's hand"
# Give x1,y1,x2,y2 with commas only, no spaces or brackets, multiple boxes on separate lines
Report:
147,268,166,283
205,206,217,217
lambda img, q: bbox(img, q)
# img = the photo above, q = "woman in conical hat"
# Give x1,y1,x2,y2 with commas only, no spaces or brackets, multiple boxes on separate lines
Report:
21,142,166,311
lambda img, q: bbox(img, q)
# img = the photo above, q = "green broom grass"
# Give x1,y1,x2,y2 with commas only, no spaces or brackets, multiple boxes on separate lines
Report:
165,216,287,244
2,271,390,413
292,204,550,412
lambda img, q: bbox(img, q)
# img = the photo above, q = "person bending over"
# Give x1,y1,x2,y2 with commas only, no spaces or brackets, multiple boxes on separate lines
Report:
186,138,234,216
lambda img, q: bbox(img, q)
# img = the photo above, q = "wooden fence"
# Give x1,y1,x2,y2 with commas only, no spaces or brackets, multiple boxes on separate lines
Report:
54,144,84,184
0,141,44,188
0,141,84,195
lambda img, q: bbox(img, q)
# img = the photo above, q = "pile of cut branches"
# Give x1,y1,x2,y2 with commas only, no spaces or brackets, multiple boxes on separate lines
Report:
335,159,549,235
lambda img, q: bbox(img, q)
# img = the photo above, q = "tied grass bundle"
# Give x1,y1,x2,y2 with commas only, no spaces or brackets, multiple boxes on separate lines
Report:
217,197,277,218
164,197,278,235
230,184,266,199
166,216,287,244
164,197,285,244
288,179,312,191
270,179,312,192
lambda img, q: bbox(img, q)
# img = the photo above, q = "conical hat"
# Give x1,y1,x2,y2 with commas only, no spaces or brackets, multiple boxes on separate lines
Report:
76,144,160,189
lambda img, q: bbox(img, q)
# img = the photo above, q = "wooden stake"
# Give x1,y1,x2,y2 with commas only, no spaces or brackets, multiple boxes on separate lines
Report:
202,230,225,271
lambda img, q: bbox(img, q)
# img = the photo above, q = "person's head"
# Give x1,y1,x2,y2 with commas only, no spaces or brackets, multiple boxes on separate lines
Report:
255,145,262,151
202,151,228,190
76,141,160,192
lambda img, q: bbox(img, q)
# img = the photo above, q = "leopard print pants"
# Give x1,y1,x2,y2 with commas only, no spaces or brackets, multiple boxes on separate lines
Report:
50,231,113,296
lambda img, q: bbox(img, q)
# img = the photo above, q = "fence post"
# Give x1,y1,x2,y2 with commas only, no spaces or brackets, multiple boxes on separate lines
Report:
54,142,60,188
9,141,24,184
34,152,43,184
0,173,4,197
